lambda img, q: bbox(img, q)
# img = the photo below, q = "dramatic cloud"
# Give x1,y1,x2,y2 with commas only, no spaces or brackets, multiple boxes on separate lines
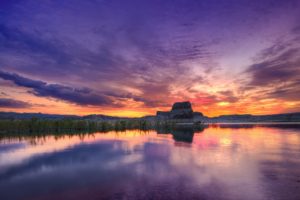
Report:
0,71,111,106
0,0,299,116
244,28,300,101
0,98,31,108
246,49,300,86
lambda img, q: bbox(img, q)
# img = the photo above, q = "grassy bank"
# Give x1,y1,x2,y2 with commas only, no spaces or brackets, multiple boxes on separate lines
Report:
0,118,152,134
0,118,206,138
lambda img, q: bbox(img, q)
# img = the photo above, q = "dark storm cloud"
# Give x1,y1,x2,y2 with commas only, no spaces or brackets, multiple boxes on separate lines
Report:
0,70,168,107
0,70,45,88
0,71,111,106
244,27,300,101
0,98,31,108
246,48,300,86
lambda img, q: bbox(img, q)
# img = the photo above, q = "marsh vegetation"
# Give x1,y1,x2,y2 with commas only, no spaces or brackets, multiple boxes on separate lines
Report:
0,118,204,137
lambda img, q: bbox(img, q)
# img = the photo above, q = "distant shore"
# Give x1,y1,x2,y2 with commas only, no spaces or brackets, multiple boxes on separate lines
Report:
1,111,300,123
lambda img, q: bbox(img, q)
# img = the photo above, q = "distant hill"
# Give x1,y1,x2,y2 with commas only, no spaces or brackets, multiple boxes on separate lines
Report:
201,112,300,123
82,114,128,121
0,112,79,120
0,112,121,121
1,111,300,123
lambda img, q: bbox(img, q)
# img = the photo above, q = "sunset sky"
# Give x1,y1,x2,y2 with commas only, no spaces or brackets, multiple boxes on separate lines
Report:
0,0,300,117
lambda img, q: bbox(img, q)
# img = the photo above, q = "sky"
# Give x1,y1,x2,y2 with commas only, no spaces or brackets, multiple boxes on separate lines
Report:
0,0,300,117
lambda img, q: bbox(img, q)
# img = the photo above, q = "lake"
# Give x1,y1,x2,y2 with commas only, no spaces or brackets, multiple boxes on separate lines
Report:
0,125,300,200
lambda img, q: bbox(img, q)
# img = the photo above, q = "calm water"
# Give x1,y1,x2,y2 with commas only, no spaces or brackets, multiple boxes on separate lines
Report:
0,125,300,200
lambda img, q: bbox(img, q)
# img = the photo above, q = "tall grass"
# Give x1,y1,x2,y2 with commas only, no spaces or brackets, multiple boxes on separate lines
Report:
0,118,152,135
0,118,204,137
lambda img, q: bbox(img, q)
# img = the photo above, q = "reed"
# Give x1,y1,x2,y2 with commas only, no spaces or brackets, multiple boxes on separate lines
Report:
0,118,204,137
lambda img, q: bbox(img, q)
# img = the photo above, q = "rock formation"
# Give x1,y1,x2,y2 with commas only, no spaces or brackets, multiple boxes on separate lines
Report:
156,101,203,120
170,101,193,119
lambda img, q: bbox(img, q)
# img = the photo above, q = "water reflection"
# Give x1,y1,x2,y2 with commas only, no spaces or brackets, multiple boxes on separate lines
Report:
171,128,195,143
157,125,205,143
0,125,300,200
157,127,196,143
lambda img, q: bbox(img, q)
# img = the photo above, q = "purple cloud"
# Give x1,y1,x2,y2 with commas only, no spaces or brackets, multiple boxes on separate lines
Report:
0,71,111,106
0,0,299,113
244,27,300,101
0,98,31,108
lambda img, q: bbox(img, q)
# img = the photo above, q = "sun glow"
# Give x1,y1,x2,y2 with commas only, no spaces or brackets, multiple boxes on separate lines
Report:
217,102,230,106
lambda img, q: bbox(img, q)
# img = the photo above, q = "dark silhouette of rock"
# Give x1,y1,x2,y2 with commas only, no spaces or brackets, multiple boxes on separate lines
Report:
171,128,194,143
170,101,194,119
171,101,192,110
156,111,170,119
156,101,201,120
193,112,203,118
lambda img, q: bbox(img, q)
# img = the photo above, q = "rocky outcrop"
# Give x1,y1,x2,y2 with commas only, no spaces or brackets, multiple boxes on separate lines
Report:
193,112,203,118
170,101,193,119
156,111,170,120
156,101,203,120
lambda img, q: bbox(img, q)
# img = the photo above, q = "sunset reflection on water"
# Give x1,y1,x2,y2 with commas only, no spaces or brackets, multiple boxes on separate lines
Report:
0,125,300,200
